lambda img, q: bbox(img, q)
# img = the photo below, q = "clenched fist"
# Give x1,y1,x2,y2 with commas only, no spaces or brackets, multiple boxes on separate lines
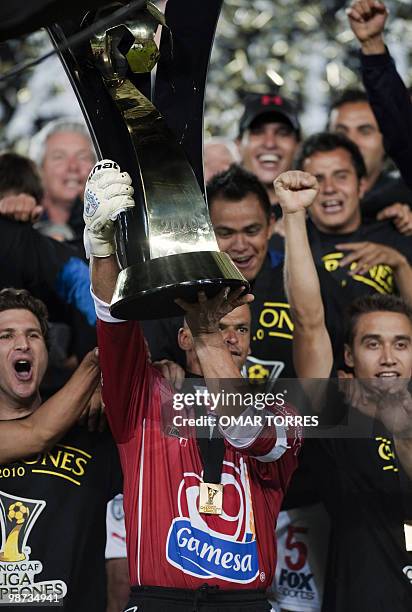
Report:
274,171,319,215
347,0,388,51
0,193,43,223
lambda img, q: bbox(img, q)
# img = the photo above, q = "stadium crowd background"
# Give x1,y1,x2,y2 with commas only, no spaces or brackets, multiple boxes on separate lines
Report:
1,0,412,149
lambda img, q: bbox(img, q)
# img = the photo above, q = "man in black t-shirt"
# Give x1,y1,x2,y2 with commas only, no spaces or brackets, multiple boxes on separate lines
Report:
347,0,412,194
328,89,412,222
270,132,412,609
143,165,342,384
0,288,121,611
0,152,96,363
205,165,293,382
284,132,412,310
271,133,412,611
276,169,412,612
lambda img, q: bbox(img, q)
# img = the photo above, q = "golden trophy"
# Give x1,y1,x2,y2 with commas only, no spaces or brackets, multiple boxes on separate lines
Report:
49,0,248,320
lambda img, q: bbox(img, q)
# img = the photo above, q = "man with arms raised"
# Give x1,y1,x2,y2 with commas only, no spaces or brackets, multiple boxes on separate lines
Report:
144,164,342,384
279,132,412,310
274,169,412,612
347,0,412,193
0,289,100,464
85,160,301,612
0,288,121,611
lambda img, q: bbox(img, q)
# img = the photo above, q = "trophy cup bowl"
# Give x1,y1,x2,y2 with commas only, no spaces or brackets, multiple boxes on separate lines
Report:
111,251,248,320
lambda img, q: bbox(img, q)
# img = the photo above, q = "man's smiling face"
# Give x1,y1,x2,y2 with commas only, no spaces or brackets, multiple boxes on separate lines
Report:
345,311,412,388
210,193,273,281
239,117,299,189
329,101,385,181
42,131,95,206
303,147,365,234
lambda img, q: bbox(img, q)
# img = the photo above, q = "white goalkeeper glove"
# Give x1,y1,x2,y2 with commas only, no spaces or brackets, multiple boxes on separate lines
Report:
83,159,135,257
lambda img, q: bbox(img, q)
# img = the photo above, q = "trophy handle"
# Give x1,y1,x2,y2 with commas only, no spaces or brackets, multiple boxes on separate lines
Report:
154,0,223,194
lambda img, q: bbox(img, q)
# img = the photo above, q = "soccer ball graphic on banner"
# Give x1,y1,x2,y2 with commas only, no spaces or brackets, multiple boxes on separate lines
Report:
8,502,30,525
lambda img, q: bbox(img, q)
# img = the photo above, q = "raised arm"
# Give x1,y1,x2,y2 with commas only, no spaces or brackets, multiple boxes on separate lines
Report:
348,0,412,189
347,0,386,56
274,171,333,378
175,288,253,384
82,160,134,303
91,255,120,304
83,160,152,443
176,289,301,471
0,348,100,464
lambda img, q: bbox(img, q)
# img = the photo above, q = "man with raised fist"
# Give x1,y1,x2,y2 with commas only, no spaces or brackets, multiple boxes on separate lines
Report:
274,169,412,612
347,0,412,190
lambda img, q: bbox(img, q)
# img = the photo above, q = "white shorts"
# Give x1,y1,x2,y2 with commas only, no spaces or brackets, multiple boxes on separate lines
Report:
105,494,127,559
271,504,330,612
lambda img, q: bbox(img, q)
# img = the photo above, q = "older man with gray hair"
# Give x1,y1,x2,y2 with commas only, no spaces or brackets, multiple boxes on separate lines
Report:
203,137,241,183
29,118,96,239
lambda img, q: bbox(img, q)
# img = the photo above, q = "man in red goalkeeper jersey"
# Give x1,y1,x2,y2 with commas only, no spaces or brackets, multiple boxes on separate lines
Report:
84,160,301,612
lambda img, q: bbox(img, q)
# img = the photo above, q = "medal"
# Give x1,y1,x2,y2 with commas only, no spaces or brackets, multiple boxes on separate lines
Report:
194,388,225,515
199,482,223,515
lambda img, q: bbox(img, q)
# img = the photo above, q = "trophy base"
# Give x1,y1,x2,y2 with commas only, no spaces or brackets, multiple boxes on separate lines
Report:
110,251,249,320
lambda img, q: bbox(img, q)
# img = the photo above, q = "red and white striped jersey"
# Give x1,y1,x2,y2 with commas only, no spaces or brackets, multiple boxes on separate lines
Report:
97,318,301,589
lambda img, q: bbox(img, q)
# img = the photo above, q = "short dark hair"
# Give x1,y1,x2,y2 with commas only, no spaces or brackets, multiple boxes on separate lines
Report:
206,164,272,221
0,288,49,347
329,89,369,116
294,132,367,181
0,153,43,203
344,294,412,347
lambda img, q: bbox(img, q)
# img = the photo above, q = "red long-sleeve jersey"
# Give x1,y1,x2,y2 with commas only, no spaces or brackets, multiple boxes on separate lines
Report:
97,318,300,589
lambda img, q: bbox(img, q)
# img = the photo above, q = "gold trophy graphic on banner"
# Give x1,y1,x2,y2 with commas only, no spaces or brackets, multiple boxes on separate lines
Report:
0,493,45,562
49,0,248,320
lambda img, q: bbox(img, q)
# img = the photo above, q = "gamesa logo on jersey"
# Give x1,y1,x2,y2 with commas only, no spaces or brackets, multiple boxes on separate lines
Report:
166,459,259,583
